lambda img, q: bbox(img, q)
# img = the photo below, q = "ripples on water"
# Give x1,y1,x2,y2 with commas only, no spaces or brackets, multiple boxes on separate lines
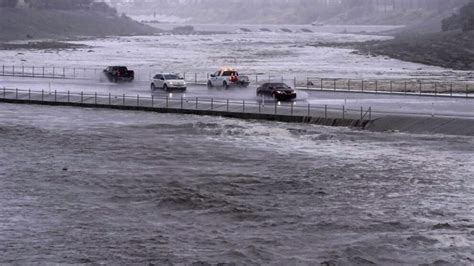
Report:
0,104,473,264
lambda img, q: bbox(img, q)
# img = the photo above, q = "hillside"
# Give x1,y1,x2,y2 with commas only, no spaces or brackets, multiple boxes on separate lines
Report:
0,8,157,41
356,31,474,70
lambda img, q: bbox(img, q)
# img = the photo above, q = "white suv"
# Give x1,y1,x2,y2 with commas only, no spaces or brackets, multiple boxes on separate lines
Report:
151,73,187,91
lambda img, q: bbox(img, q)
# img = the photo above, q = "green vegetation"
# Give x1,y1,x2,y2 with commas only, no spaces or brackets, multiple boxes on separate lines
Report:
357,31,474,70
442,1,474,32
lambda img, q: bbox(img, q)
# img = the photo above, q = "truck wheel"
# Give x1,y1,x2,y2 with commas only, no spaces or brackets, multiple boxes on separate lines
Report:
223,81,228,88
151,83,156,90
163,84,168,91
207,81,213,88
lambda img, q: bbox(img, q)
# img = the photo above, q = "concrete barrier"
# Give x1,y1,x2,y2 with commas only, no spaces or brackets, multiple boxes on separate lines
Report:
365,116,474,136
0,97,367,129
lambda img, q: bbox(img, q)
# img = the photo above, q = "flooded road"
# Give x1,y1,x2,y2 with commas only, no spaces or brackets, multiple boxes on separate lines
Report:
0,103,472,264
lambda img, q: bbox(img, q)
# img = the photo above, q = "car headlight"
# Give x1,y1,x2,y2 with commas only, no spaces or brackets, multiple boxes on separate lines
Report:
169,82,174,85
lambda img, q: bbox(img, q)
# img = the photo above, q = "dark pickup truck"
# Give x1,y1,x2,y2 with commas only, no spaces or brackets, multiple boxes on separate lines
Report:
102,66,134,82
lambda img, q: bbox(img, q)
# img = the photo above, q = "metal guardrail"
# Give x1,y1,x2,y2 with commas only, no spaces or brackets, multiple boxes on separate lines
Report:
0,87,372,122
2,87,473,122
1,64,473,98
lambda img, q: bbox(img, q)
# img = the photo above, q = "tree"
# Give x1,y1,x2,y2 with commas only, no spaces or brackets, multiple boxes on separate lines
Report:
0,0,18,7
442,1,474,32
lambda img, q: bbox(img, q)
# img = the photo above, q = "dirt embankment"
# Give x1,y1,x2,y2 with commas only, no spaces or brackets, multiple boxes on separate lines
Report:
356,31,474,70
310,31,474,71
0,8,158,42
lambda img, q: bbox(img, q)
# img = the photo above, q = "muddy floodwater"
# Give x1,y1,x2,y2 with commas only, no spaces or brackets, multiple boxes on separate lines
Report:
0,103,472,264
3,25,472,82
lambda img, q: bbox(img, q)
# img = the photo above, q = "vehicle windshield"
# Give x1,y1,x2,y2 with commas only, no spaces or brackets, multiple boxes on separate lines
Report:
164,74,181,80
271,83,290,89
113,67,128,71
222,71,238,76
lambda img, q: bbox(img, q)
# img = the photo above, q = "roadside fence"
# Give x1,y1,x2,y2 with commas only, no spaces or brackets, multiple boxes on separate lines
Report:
1,64,473,98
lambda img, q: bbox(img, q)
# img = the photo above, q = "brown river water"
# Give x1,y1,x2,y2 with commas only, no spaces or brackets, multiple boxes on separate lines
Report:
0,103,473,264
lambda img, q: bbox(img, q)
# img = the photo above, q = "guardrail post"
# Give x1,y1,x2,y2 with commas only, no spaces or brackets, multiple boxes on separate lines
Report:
211,98,213,110
226,99,229,112
42,67,45,77
94,92,97,104
195,97,198,109
466,85,469,98
137,94,140,106
54,90,57,102
195,73,197,84
123,94,125,105
181,96,183,109
342,105,345,120
375,80,378,93
348,79,351,91
404,82,407,95
3,87,5,98
15,88,18,99
390,81,393,93
320,79,323,91
166,96,168,108
73,68,76,77
362,80,364,92
450,84,453,97
151,95,154,107
307,104,310,116
2,65,4,76
81,92,83,103
68,91,70,103
42,90,44,101
291,102,294,115
32,66,35,76
306,78,309,89
419,83,422,95
13,66,15,76
53,67,55,77
183,72,186,81
256,75,258,84
63,68,65,77
325,105,327,119
360,106,363,121
109,93,111,105
28,89,30,100
333,79,336,91
242,100,245,112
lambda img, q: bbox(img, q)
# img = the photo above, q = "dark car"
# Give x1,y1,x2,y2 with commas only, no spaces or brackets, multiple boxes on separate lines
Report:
102,66,134,83
256,82,297,101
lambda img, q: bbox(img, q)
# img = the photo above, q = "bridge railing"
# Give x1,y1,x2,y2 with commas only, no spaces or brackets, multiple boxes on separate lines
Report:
1,87,374,123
